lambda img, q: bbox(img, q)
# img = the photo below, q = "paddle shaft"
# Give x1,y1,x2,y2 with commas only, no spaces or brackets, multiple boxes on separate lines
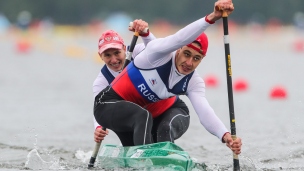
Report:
123,31,139,68
87,127,106,169
222,11,240,171
87,31,140,169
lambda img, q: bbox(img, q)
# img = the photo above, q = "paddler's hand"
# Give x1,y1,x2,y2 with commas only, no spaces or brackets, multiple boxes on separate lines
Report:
222,132,242,155
207,0,234,22
94,126,108,143
128,19,149,36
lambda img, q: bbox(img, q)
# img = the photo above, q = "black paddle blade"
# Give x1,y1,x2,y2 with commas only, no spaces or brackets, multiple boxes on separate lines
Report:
233,159,240,171
87,157,96,169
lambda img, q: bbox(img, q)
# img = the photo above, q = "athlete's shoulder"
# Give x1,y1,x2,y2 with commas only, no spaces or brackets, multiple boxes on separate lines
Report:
93,71,108,86
132,43,146,59
191,70,204,82
93,71,110,97
187,70,205,92
134,43,145,50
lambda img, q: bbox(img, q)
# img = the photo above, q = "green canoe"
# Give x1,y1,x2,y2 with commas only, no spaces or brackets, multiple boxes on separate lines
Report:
97,141,206,170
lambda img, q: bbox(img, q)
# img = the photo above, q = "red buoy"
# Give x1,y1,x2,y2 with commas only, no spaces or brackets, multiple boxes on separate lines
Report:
293,39,304,52
270,86,287,99
233,78,248,92
204,75,218,88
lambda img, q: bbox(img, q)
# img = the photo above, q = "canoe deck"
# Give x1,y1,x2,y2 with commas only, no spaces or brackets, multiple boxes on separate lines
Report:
97,142,197,170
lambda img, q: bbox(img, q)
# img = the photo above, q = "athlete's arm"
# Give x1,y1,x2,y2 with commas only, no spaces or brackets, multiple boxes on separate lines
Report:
141,31,156,46
130,32,156,60
134,17,212,68
186,73,228,141
92,72,107,130
93,72,111,98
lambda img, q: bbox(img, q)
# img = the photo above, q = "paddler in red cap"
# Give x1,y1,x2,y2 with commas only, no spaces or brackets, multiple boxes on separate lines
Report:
94,0,242,155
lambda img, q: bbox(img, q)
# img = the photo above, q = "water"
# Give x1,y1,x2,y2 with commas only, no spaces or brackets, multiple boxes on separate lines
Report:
1,25,304,170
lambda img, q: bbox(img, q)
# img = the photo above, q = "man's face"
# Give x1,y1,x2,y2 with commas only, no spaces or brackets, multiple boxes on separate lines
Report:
175,43,205,75
100,47,126,72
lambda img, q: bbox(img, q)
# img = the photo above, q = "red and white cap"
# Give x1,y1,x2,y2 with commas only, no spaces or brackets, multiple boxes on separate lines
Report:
98,30,124,54
186,32,208,56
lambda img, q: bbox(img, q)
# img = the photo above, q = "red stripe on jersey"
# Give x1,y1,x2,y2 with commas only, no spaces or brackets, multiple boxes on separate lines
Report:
112,68,149,107
146,96,176,118
112,68,177,118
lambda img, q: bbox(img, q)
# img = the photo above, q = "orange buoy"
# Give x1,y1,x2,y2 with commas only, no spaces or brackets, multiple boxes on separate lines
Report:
233,78,248,92
16,40,31,53
204,75,218,88
270,86,287,99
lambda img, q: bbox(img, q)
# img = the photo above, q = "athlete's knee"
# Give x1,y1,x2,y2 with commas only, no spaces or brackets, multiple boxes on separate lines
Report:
158,121,171,132
174,99,189,114
133,110,153,145
171,116,190,137
139,109,152,121
133,110,153,129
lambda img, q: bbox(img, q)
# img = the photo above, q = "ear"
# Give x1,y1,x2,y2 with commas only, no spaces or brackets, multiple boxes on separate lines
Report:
176,48,181,56
98,52,103,60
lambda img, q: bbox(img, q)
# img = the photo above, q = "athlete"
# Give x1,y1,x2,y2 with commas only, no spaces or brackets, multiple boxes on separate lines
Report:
93,20,190,146
94,0,242,154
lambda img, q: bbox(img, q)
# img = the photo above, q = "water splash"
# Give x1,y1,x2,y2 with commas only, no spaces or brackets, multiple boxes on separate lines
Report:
74,149,92,163
24,149,66,170
239,155,258,171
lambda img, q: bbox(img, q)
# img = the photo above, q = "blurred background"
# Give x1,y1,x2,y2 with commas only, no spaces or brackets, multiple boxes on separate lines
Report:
1,0,304,32
1,0,304,25
1,0,304,54
1,0,304,170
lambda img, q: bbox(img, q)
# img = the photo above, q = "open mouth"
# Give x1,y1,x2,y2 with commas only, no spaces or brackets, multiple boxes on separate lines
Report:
181,65,191,72
110,62,121,68
109,62,123,71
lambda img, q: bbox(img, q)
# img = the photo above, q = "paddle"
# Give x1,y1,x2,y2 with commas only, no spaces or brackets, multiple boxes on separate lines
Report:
87,23,148,169
87,127,105,169
221,10,240,171
123,22,148,68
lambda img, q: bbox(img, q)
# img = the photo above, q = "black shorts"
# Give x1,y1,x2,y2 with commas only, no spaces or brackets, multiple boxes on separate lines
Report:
94,86,190,146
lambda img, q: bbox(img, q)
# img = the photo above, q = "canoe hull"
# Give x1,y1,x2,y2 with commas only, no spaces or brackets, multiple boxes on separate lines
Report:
97,141,195,170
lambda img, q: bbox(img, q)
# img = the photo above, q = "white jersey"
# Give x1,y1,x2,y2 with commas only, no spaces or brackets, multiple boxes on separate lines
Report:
92,33,156,129
111,17,228,140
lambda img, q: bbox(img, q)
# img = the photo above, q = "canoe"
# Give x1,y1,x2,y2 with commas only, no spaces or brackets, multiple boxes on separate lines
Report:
97,141,204,171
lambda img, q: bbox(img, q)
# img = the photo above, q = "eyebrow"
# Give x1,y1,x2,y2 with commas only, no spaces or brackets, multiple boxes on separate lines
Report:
184,50,191,54
184,50,202,59
194,55,202,59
